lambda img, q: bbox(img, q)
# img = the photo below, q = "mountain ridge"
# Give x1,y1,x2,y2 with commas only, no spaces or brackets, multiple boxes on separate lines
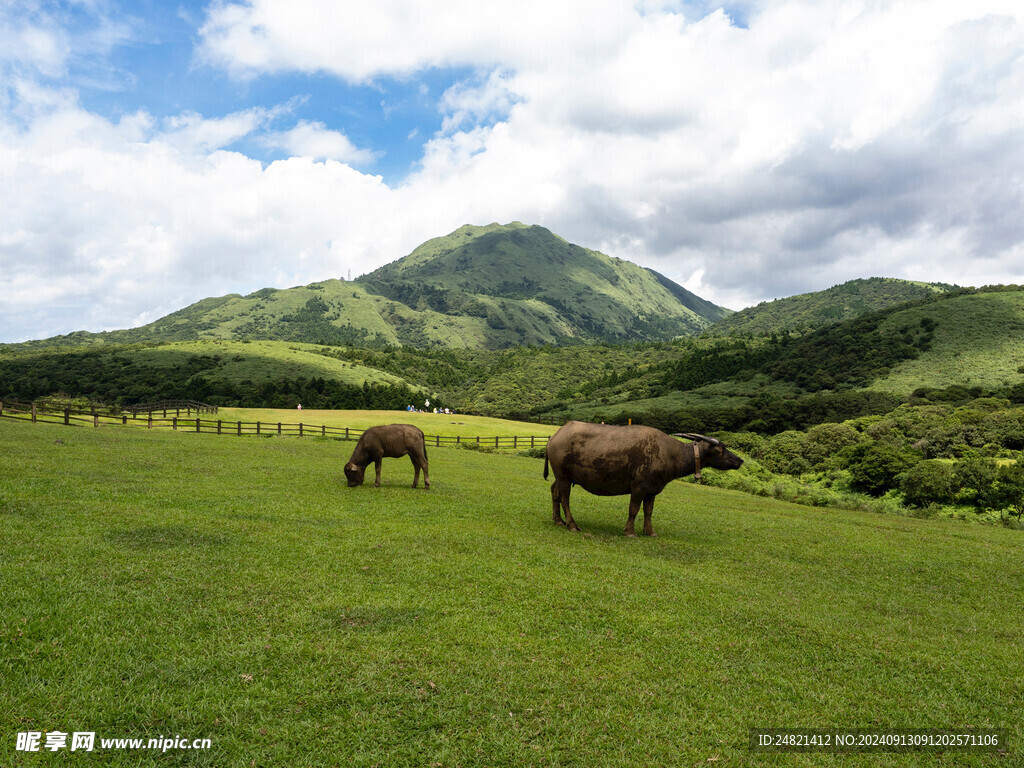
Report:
12,223,731,350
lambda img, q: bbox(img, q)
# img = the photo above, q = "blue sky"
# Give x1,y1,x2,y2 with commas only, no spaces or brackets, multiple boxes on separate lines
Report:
26,0,469,181
2,0,1024,342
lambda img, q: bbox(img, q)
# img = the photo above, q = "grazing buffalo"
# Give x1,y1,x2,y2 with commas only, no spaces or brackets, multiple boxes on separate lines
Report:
345,424,430,489
543,421,742,536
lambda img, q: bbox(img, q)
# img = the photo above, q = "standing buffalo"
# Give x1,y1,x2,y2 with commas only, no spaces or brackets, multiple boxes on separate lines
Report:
345,424,430,489
544,421,742,536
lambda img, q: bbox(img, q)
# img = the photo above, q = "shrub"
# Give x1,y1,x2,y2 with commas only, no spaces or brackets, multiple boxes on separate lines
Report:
901,460,956,508
953,457,998,508
848,443,920,496
802,422,862,468
990,462,1024,519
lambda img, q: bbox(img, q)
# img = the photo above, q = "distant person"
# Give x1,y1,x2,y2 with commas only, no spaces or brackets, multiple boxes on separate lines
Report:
297,403,302,410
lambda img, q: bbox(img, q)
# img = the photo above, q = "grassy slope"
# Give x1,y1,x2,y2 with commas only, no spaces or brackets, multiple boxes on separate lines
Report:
707,277,954,336
131,340,412,388
873,290,1024,395
1,418,1021,766
543,288,1024,424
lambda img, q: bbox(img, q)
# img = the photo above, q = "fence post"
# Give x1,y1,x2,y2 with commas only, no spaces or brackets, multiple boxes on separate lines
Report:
196,418,200,433
476,436,480,446
64,408,70,425
436,435,439,447
257,421,261,436
173,417,177,431
31,404,37,423
122,414,127,425
94,413,99,428
457,436,461,445
278,422,282,435
495,436,499,448
237,421,241,436
345,427,349,440
148,414,152,429
0,401,3,416
299,423,304,437
514,435,517,449
217,420,222,435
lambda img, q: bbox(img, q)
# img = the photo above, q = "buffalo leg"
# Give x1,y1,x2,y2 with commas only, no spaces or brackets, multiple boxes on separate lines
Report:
411,450,429,489
373,460,382,487
642,494,657,537
624,492,643,537
551,482,565,525
560,482,580,532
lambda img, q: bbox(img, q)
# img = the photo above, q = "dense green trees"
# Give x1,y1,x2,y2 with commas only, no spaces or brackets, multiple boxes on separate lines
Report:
901,460,957,507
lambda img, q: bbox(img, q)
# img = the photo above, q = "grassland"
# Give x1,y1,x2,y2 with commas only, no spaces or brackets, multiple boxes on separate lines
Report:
873,290,1024,395
214,408,559,439
130,340,412,388
706,277,954,337
2,417,1021,766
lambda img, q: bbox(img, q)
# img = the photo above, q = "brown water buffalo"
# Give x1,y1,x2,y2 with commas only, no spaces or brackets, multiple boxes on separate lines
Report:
345,424,429,489
543,421,742,536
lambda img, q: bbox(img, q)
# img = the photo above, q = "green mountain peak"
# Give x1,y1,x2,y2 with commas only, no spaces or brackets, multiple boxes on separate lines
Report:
16,223,731,350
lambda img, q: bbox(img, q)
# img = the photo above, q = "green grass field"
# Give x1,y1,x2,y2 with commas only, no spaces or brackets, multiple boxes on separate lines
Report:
213,408,559,439
2,417,1021,766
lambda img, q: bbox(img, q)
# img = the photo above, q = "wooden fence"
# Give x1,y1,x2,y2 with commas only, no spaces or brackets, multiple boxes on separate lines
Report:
0,400,551,449
127,399,218,416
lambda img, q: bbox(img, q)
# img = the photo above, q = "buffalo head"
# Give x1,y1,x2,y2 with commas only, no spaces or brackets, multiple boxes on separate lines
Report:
344,462,366,487
674,433,744,471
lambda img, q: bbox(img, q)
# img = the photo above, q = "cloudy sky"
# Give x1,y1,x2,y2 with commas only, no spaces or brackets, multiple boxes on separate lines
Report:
3,0,1024,343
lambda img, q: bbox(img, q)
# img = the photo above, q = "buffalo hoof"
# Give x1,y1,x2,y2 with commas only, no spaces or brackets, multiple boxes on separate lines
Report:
625,532,637,538
567,523,581,532
374,482,381,488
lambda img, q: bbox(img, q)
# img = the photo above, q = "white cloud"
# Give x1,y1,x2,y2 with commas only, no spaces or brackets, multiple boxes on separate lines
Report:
1,2,70,78
196,0,636,81
4,0,1024,342
264,120,377,164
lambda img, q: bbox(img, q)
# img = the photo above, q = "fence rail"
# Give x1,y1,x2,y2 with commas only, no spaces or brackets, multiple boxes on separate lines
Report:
126,399,218,416
0,400,552,449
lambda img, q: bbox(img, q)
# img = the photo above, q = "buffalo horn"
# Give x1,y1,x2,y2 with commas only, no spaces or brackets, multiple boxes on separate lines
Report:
673,432,722,446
